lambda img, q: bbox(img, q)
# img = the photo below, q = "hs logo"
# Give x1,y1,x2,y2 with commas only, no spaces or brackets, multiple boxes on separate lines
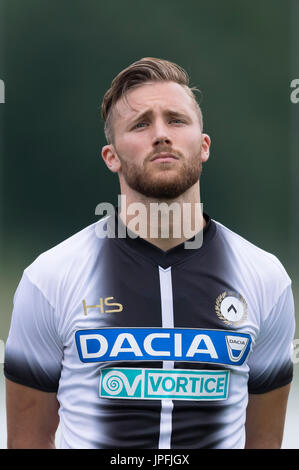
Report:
83,297,123,315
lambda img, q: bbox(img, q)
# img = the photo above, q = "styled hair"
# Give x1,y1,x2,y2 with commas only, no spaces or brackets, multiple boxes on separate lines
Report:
101,57,203,145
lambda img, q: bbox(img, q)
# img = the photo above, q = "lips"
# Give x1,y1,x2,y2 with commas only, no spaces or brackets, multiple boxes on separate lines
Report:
151,152,178,162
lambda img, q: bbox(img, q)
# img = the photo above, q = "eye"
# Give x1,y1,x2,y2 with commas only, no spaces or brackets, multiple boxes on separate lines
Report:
171,119,184,124
134,122,148,129
133,118,185,130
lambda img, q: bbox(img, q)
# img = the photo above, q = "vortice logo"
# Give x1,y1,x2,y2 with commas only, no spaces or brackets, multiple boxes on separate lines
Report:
0,79,4,104
99,368,230,401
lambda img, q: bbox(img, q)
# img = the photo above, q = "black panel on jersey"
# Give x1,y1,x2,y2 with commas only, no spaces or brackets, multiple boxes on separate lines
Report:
169,219,234,447
91,225,165,448
4,354,61,393
248,361,293,394
108,209,216,269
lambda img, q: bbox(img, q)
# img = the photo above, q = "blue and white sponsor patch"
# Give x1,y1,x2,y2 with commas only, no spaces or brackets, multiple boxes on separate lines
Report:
75,328,252,366
99,368,230,401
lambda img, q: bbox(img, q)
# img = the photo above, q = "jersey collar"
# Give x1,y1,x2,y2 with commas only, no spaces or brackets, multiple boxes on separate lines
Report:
107,207,217,268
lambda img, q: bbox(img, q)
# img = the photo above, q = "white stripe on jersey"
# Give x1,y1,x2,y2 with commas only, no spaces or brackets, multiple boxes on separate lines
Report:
158,266,174,449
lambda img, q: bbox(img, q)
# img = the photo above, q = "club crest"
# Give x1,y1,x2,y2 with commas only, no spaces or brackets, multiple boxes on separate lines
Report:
215,291,247,326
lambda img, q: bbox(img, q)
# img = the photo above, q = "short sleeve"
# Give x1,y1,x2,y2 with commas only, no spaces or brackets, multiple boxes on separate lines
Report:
4,271,63,392
247,283,295,394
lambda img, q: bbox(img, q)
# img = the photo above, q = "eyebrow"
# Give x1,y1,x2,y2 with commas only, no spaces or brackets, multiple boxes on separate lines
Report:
128,109,191,128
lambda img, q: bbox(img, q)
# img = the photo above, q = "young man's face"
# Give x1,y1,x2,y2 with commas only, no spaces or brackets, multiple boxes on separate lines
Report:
102,81,210,199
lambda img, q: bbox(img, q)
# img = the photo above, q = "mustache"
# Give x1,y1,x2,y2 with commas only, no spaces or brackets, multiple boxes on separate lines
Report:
146,147,183,162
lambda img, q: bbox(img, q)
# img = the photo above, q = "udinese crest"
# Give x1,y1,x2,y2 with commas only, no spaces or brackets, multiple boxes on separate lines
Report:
215,291,247,327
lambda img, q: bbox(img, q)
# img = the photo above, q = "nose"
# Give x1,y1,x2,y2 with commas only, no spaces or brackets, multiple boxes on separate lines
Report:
153,130,172,147
153,135,171,146
152,119,172,147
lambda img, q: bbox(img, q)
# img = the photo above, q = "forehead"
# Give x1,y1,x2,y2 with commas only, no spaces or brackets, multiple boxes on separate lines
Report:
113,81,197,129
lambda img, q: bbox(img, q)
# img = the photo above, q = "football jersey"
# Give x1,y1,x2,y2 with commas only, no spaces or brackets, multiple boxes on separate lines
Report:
4,211,295,449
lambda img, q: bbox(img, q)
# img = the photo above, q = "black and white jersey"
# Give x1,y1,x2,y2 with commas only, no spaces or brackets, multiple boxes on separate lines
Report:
4,212,295,449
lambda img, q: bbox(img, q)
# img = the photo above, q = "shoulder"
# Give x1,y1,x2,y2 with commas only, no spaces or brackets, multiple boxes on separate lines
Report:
213,218,292,310
23,217,108,305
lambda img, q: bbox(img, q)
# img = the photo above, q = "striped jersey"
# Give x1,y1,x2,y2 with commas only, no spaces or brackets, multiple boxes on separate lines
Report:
4,212,295,448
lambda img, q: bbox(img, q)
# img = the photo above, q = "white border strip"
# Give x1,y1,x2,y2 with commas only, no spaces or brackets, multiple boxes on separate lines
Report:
158,266,174,449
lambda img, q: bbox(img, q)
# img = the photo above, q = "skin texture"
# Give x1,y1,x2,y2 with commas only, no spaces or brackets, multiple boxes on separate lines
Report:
245,384,291,448
101,81,211,251
6,380,59,449
6,80,292,449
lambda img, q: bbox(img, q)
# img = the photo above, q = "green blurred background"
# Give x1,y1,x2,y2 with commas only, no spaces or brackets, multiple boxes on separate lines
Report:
0,0,298,448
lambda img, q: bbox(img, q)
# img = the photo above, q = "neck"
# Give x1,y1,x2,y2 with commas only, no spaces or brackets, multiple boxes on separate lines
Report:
119,184,205,251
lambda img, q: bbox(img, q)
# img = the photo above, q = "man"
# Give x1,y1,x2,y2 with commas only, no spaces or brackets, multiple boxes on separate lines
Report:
4,57,295,449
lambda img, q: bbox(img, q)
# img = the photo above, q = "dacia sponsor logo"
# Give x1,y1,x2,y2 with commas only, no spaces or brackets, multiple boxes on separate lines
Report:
75,328,252,366
99,368,230,401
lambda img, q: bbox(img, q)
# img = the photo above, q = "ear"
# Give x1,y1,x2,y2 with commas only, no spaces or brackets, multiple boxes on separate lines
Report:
101,144,121,173
200,134,211,163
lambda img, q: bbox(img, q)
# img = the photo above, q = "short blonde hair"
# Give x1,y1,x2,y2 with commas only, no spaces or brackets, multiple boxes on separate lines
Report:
101,57,203,145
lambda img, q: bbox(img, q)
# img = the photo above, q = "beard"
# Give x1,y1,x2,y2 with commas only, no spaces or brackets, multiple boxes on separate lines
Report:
117,147,203,199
